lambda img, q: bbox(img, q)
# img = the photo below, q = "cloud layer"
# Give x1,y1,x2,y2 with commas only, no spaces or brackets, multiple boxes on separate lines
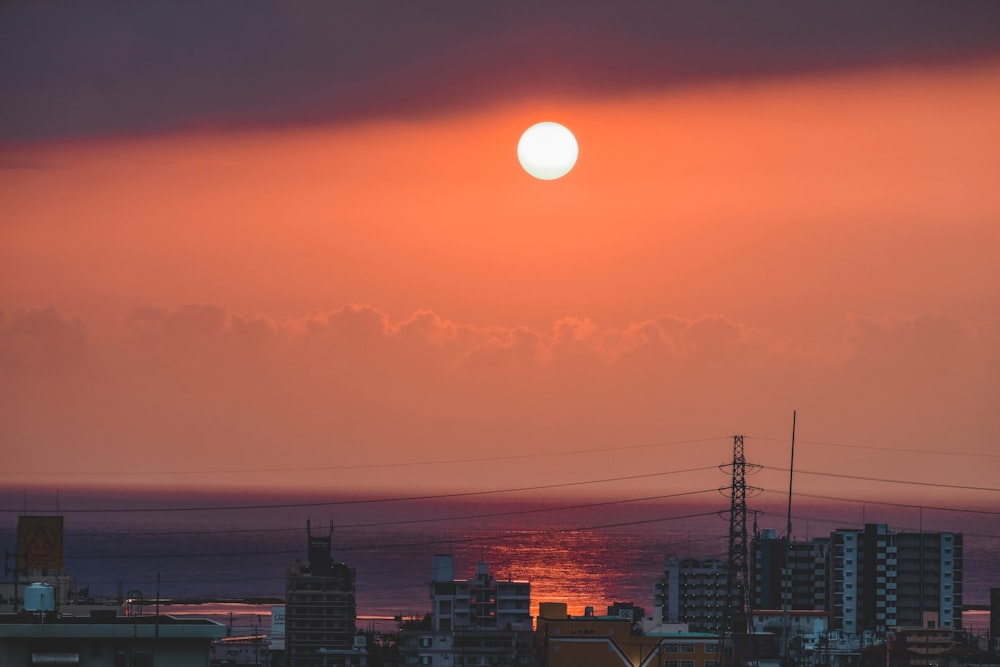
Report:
4,2,1000,142
3,303,996,498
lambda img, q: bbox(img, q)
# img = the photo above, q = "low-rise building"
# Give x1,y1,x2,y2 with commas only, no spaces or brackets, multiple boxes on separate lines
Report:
0,609,227,666
536,601,720,667
750,609,829,664
888,626,958,667
398,556,533,667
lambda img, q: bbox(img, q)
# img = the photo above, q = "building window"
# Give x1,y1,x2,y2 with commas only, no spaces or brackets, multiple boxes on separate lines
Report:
681,644,695,652
682,661,695,667
665,644,679,653
666,662,679,667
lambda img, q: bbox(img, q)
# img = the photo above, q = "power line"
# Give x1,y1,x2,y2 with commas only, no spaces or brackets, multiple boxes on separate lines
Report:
748,435,999,459
41,488,721,537
756,487,1000,516
751,509,1000,541
0,436,729,478
0,465,720,514
67,509,725,560
760,465,1000,492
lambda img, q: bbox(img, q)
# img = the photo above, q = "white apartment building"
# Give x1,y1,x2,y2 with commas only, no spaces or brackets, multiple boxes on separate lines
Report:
654,556,728,632
399,556,532,667
830,524,960,635
429,556,531,632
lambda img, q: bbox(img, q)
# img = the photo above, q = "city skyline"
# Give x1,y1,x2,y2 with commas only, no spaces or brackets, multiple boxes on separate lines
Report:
2,3,999,501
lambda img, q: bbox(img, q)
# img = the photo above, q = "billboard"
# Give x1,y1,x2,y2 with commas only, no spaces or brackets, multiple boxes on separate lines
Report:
17,516,64,571
270,605,286,651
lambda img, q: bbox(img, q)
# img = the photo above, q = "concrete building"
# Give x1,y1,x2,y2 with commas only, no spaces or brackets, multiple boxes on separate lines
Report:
752,530,829,612
887,613,965,667
607,602,646,624
750,524,963,640
429,556,531,633
285,522,361,667
654,556,727,633
892,531,962,630
398,556,532,667
0,608,226,666
831,525,962,635
537,602,720,667
749,609,829,664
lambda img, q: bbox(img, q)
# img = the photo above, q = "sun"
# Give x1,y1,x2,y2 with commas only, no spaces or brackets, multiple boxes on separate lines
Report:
517,122,578,180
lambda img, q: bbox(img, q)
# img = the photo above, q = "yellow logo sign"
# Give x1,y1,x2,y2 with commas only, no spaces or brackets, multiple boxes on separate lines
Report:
17,516,64,571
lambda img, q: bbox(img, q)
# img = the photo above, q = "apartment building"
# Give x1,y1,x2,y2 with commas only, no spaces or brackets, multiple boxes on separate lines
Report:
285,521,361,667
429,556,531,633
398,556,532,667
752,529,829,612
751,524,962,637
654,556,727,633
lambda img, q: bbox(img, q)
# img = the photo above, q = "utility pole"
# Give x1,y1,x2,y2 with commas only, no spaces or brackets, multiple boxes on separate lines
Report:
3,548,24,613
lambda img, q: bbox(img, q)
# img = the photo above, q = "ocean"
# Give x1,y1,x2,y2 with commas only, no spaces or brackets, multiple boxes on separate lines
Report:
1,489,996,637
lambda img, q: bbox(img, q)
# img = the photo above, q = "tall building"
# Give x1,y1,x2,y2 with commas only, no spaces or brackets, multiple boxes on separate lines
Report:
285,521,360,667
654,556,727,632
750,524,962,638
893,530,962,629
752,529,830,611
830,524,961,635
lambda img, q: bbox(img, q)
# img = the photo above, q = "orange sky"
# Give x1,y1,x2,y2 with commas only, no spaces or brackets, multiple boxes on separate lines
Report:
2,53,999,505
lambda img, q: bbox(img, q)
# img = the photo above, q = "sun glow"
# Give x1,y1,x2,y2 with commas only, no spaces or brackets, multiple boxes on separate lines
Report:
517,121,579,180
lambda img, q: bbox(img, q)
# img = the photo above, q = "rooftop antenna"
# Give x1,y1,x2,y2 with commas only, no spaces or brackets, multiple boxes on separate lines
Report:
783,411,797,665
786,410,796,541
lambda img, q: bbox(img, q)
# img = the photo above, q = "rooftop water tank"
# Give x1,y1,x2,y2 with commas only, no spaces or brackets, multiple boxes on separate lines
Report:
24,583,56,613
432,554,454,582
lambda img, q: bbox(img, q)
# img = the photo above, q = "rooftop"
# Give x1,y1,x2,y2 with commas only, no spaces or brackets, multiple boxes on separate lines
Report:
0,612,227,640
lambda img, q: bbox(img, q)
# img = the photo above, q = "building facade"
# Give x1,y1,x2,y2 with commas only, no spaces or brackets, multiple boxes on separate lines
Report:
285,521,360,667
887,615,964,667
831,525,962,635
399,556,532,667
537,602,721,667
429,556,531,633
892,531,962,629
752,529,830,612
654,556,727,633
0,610,226,666
750,524,963,639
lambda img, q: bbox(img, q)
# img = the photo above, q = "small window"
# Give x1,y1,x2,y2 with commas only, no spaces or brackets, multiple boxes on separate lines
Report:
665,644,679,653
682,660,695,667
681,644,695,652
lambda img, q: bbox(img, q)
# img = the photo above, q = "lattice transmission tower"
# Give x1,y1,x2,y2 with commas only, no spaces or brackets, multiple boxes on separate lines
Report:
722,434,752,666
